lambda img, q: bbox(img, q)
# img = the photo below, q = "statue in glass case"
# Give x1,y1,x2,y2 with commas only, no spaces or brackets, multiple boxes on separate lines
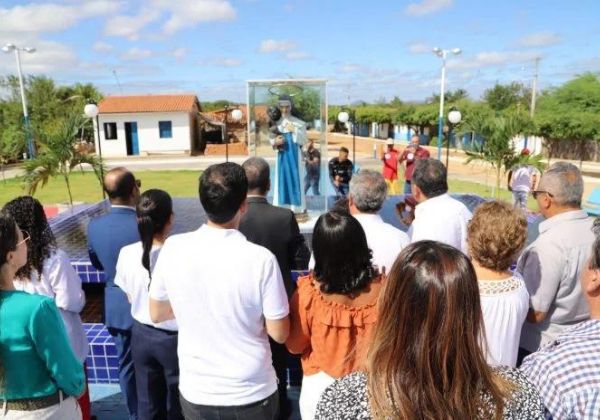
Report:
268,95,307,209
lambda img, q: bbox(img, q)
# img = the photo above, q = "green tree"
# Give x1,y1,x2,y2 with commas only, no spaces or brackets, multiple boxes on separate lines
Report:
23,114,105,206
462,111,533,197
534,73,600,163
483,82,531,112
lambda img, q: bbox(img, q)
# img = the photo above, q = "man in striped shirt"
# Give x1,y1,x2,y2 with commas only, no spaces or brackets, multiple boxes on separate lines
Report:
520,220,600,419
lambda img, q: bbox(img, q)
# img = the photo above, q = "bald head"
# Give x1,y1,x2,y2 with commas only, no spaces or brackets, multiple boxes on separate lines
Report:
104,167,138,205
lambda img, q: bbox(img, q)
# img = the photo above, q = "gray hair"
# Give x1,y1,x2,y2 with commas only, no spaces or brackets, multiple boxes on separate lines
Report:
242,157,270,194
349,170,387,213
539,162,583,207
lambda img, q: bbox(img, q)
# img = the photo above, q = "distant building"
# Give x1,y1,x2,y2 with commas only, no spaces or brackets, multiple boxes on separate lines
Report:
95,94,201,157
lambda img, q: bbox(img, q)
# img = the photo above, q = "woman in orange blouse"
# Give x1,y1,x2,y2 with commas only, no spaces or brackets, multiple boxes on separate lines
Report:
286,210,383,420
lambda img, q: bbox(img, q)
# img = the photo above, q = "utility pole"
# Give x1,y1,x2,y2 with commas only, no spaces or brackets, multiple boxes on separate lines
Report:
524,57,540,150
530,57,540,118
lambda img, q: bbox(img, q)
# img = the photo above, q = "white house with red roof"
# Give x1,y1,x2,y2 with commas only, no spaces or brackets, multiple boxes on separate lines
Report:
94,94,201,157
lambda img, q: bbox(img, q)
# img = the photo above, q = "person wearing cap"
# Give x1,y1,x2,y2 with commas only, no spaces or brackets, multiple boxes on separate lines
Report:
270,97,307,212
381,139,400,195
399,135,430,195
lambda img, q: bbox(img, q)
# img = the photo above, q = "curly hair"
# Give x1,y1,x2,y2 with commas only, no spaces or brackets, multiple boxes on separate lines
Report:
468,201,528,272
312,210,378,295
2,196,56,280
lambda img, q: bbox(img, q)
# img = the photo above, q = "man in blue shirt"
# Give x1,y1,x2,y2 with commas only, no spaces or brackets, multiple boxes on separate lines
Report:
88,167,140,420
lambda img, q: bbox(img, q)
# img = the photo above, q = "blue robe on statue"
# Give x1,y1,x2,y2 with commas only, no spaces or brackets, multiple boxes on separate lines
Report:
277,132,302,206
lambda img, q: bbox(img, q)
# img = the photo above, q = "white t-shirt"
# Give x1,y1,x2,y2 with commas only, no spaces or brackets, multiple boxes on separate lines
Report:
149,224,289,406
114,242,177,331
410,194,472,254
511,166,535,192
13,249,89,363
480,274,529,367
353,213,410,273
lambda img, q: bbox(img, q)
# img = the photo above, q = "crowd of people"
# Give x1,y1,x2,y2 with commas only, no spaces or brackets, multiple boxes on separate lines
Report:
0,154,599,420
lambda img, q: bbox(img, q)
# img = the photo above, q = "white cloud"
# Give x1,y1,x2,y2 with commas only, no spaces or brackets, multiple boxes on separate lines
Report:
338,64,361,74
405,0,453,16
518,31,562,48
152,0,236,35
104,9,160,41
285,51,311,60
0,39,78,74
213,58,242,67
0,1,122,34
448,50,540,70
408,42,431,54
120,47,153,61
170,47,188,60
259,39,296,53
93,41,114,53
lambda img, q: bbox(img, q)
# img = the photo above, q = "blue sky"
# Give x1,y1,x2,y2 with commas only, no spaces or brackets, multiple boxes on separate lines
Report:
0,0,599,104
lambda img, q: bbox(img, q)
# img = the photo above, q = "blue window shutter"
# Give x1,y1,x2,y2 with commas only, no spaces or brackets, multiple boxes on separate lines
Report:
159,121,172,138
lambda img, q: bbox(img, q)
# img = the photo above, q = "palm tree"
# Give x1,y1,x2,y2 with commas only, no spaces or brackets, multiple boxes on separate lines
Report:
23,114,104,206
462,111,535,197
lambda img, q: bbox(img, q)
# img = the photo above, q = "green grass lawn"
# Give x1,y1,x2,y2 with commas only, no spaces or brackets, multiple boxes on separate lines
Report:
0,170,537,210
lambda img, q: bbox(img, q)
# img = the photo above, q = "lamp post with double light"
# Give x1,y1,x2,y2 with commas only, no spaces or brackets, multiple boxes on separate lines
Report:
83,103,106,199
222,105,243,162
432,46,461,161
337,109,356,164
446,108,462,169
2,43,36,159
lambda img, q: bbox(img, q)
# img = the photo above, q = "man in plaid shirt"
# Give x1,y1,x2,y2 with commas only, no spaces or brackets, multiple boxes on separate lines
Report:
521,220,600,419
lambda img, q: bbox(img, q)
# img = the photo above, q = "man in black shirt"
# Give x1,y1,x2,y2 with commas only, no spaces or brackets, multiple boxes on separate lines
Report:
328,146,354,197
304,139,321,195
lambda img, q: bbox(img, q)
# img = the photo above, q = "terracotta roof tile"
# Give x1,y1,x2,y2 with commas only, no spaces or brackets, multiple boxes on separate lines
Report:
99,94,199,114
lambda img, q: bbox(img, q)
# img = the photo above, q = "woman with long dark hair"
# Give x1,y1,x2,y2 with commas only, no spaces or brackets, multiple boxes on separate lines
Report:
0,211,84,419
315,241,544,420
286,210,383,420
3,196,90,419
114,189,181,419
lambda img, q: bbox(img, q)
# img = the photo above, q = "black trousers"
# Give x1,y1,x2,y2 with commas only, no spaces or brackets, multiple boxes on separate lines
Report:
180,391,278,420
270,340,291,419
131,321,183,420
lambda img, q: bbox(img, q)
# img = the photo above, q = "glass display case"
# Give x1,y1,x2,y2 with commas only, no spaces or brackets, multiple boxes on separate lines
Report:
247,79,328,219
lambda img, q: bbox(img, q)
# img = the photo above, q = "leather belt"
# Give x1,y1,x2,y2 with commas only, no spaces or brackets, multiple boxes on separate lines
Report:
3,391,61,411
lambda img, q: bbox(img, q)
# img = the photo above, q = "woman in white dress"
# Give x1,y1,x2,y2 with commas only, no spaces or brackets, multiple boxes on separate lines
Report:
114,189,181,420
4,196,90,419
467,200,529,367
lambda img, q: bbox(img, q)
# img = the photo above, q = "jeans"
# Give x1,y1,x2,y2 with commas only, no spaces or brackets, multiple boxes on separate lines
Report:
403,180,412,195
513,190,528,210
131,321,182,420
334,183,349,197
108,327,138,420
304,175,320,196
180,392,278,420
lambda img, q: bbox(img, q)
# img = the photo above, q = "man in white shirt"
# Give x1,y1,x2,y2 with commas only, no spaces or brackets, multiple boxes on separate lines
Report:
510,162,538,210
149,163,290,420
409,158,472,254
348,170,409,273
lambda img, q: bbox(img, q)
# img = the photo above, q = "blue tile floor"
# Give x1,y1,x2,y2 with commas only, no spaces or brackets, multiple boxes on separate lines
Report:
90,384,301,419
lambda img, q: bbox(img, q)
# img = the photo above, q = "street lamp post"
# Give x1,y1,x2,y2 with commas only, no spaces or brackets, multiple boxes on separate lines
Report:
84,103,106,199
432,46,461,161
337,109,356,164
447,108,462,169
2,43,36,159
222,105,243,162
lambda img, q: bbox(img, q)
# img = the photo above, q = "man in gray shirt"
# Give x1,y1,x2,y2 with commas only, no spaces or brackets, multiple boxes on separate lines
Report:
518,162,595,360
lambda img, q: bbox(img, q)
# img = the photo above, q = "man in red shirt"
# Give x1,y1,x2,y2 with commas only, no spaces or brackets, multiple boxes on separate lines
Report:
381,138,400,195
399,135,430,195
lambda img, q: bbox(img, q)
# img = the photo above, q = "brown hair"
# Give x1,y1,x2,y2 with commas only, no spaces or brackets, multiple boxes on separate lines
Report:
468,201,528,272
366,241,511,420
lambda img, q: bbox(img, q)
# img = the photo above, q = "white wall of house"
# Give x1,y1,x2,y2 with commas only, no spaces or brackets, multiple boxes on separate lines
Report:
93,111,192,157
